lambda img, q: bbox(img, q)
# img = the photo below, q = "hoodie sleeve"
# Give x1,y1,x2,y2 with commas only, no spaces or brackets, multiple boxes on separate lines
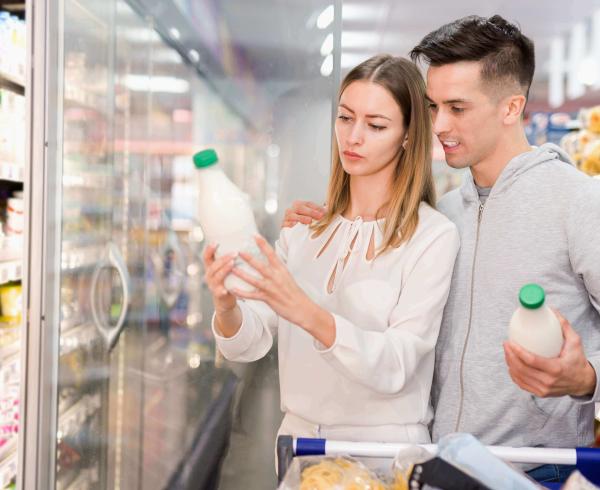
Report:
212,227,293,362
566,179,600,403
313,222,460,395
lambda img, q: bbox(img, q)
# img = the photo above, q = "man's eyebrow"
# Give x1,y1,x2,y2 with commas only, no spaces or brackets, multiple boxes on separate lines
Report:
425,96,471,105
339,103,391,120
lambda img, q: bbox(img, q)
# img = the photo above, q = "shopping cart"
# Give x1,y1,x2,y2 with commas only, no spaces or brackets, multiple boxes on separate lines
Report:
276,435,600,488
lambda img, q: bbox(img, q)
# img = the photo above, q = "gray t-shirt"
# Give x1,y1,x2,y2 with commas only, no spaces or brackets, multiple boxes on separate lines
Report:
475,184,491,205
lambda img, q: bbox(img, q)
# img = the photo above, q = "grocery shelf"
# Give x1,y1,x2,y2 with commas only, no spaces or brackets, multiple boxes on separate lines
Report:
0,260,21,285
65,468,97,490
61,244,103,271
0,436,17,488
0,162,24,183
58,393,101,440
60,323,97,356
0,336,20,363
0,235,23,262
0,70,24,96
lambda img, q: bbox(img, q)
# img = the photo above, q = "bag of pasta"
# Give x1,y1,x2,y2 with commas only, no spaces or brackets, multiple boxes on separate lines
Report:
278,455,388,490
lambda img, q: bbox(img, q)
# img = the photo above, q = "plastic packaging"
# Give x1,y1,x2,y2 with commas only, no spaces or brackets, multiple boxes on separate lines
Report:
508,284,563,357
436,433,539,490
194,148,262,292
278,455,388,490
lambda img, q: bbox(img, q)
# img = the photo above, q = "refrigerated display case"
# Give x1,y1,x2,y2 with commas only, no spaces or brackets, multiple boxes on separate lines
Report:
21,0,242,488
20,0,341,488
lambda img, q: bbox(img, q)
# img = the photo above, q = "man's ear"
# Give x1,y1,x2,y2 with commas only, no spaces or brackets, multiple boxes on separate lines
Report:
503,94,527,125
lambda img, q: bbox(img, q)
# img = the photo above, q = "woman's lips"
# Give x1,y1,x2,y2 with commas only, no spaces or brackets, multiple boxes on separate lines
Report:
343,150,364,160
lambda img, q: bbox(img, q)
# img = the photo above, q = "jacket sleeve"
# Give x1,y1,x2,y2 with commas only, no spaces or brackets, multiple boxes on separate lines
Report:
567,179,600,403
212,227,292,363
314,222,460,395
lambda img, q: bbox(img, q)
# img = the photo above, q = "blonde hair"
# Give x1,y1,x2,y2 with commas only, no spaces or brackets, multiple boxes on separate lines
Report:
311,54,435,256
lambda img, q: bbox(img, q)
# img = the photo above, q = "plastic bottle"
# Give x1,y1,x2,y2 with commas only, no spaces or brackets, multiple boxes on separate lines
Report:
193,148,261,292
508,284,564,358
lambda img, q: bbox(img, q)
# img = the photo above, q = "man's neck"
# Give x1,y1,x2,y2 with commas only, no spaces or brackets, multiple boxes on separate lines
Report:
471,131,532,188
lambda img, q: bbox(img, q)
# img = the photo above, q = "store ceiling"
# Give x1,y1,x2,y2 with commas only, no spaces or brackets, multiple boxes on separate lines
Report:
340,0,600,108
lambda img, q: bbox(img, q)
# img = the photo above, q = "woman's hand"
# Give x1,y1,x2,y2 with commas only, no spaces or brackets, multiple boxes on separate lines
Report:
202,244,242,337
203,244,237,312
282,200,325,228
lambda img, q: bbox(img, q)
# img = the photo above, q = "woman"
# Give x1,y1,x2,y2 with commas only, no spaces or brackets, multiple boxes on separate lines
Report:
203,55,459,449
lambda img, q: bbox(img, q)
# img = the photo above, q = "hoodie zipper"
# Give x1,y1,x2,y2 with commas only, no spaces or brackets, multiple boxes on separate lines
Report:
454,202,485,432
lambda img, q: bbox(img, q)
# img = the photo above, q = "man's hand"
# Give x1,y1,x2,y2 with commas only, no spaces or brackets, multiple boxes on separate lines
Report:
503,309,597,398
282,200,325,228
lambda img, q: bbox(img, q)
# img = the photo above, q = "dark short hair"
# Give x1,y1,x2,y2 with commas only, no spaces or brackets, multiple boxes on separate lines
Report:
410,15,535,98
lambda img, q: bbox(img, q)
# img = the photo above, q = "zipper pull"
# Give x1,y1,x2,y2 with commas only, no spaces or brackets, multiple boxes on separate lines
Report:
478,203,485,222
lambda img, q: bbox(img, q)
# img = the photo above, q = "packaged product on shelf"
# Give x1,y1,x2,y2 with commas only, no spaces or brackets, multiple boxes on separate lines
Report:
0,11,26,81
0,89,26,166
5,191,23,237
560,105,600,177
0,282,21,325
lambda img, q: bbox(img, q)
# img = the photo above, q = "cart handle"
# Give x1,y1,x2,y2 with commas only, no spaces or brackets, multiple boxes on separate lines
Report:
279,437,600,484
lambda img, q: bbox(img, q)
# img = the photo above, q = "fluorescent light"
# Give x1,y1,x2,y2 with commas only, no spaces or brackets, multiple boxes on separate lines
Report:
342,31,380,49
579,56,598,86
321,54,333,77
320,33,334,56
169,27,181,40
548,37,565,108
188,49,200,63
265,197,278,215
122,28,161,43
317,5,334,29
153,49,184,64
566,23,586,99
342,4,382,22
122,75,190,93
341,52,371,69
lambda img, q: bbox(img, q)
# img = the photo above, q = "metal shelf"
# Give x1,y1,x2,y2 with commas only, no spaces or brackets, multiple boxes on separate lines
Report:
0,162,24,183
0,70,24,95
60,323,97,356
57,393,101,441
61,244,103,271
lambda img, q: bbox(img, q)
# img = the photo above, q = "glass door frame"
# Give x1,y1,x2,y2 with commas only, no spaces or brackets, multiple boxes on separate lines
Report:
22,0,66,488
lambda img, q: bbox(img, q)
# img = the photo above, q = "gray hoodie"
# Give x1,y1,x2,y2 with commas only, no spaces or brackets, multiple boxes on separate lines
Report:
433,143,600,451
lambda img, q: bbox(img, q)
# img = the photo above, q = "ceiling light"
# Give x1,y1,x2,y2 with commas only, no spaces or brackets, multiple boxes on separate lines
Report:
320,33,334,56
342,31,380,49
342,4,382,22
321,54,333,77
317,5,334,29
188,49,200,63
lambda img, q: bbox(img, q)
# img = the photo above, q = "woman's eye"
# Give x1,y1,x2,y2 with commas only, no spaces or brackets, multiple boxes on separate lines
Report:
451,107,465,114
337,114,351,122
369,124,386,131
428,103,438,111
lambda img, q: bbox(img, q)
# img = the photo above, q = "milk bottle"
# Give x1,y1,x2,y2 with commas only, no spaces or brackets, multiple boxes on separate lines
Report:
508,284,564,358
194,149,261,292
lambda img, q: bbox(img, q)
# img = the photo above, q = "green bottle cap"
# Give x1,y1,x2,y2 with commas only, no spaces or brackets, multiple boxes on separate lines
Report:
519,284,545,309
193,149,218,168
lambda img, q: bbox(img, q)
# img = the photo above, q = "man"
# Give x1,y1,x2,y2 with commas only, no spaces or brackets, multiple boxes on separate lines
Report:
284,15,600,483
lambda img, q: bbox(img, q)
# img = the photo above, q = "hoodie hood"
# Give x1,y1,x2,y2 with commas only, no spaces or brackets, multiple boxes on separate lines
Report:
460,143,574,204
